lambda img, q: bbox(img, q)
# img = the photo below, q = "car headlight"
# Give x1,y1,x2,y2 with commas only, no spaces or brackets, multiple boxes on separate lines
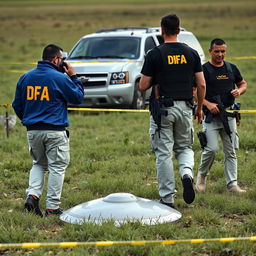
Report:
110,72,129,85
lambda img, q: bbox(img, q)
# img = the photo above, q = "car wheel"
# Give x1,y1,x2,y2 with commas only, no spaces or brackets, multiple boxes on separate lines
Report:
131,81,146,109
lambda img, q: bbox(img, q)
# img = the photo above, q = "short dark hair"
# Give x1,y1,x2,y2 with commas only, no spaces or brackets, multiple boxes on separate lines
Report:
42,44,63,61
210,38,226,49
161,14,180,36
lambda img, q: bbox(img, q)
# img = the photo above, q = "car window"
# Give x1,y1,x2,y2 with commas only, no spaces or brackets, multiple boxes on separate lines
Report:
144,36,157,54
68,37,141,59
156,35,164,44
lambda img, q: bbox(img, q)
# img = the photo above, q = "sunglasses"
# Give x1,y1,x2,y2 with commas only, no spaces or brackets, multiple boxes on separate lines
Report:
213,50,226,53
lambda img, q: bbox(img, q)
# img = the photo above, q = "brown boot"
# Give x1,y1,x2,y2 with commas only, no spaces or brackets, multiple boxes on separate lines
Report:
228,185,246,193
195,172,207,193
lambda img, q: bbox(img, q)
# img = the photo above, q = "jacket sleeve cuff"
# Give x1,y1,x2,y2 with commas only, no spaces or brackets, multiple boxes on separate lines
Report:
70,75,78,80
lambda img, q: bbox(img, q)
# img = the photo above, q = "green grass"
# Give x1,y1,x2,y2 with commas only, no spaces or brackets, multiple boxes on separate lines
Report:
1,0,256,255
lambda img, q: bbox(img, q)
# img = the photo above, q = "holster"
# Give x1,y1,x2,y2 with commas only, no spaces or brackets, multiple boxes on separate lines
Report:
186,99,195,115
230,102,241,125
149,97,168,138
197,131,207,149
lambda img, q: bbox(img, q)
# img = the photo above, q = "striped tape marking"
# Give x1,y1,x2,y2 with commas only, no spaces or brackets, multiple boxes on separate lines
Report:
2,104,256,114
68,107,149,113
227,56,256,60
0,61,143,65
226,110,256,114
1,56,255,73
3,70,29,73
1,237,256,249
1,56,256,66
68,108,256,114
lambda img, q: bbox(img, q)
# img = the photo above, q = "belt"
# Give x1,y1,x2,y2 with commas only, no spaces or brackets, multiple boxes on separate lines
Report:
26,123,66,131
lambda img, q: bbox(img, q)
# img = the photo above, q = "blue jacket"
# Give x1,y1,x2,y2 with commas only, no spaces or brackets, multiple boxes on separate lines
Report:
12,61,84,127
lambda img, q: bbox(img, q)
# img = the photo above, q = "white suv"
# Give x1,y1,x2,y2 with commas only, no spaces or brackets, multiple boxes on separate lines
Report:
66,27,205,109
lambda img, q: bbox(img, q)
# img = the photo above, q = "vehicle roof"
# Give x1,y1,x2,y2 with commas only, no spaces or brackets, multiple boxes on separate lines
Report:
72,26,205,63
80,27,188,39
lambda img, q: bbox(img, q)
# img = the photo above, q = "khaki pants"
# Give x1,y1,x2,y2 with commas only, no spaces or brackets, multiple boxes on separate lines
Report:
26,130,70,209
198,117,238,187
149,101,194,204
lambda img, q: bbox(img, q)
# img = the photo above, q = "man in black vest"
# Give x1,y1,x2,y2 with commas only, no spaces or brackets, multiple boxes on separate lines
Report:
196,38,247,193
139,14,206,208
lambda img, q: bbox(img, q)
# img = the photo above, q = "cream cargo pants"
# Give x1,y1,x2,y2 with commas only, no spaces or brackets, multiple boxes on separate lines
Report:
26,130,70,209
149,101,194,204
198,117,238,187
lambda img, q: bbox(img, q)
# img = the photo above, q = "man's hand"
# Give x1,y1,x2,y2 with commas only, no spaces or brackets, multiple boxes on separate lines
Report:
231,88,241,98
206,101,220,114
194,107,204,124
63,62,76,77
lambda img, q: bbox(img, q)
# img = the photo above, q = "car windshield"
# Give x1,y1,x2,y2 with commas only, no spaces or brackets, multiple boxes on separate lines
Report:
68,37,141,60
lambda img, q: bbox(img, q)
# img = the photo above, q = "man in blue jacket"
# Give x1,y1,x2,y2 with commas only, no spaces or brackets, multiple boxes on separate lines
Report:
12,44,84,217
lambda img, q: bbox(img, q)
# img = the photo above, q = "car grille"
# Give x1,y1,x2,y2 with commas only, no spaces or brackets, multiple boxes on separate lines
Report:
76,73,108,87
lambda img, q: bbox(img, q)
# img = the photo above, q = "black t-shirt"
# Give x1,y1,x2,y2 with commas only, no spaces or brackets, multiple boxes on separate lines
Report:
203,62,243,104
141,43,202,99
141,43,202,78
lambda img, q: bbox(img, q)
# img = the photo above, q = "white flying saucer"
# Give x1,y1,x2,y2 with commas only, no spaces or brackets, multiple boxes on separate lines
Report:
60,193,182,226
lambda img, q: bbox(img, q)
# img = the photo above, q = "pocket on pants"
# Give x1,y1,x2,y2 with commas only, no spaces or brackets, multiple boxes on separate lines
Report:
190,127,194,145
57,145,70,165
149,127,158,151
29,147,36,160
233,132,239,150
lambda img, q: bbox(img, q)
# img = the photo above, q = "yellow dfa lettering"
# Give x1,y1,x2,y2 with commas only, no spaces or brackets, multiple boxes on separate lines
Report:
167,55,173,64
180,55,187,64
27,86,34,100
26,86,50,101
40,86,50,101
175,55,180,64
34,86,41,100
167,55,187,64
216,75,229,80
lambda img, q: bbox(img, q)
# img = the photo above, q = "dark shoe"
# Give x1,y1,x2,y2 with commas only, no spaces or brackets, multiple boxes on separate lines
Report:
45,208,64,216
24,195,43,217
159,199,175,209
182,174,195,204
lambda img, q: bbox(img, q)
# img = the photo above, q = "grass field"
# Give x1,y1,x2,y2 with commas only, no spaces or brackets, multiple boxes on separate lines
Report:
1,0,256,255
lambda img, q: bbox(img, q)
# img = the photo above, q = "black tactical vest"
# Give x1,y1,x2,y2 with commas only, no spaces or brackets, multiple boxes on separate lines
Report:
204,61,235,106
155,43,195,100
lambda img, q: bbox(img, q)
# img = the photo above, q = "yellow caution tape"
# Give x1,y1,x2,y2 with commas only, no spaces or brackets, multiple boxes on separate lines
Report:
3,70,29,73
1,56,256,66
2,104,11,108
1,56,255,73
227,56,256,60
1,236,256,249
0,62,37,65
67,107,149,113
0,61,143,65
226,110,256,114
2,104,256,114
68,107,256,114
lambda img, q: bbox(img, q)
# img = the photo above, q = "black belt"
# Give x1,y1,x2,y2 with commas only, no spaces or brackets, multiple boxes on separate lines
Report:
26,123,66,131
159,98,174,107
159,97,193,108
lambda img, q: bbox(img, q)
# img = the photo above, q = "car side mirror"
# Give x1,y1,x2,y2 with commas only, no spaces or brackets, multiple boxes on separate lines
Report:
63,52,68,60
